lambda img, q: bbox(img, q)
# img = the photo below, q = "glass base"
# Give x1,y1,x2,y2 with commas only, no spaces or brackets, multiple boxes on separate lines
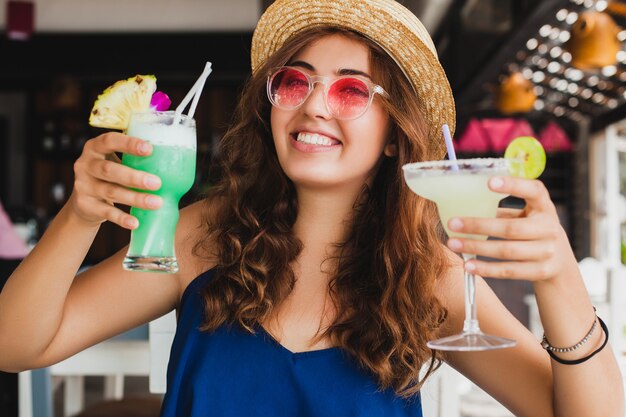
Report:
427,331,516,352
123,256,179,273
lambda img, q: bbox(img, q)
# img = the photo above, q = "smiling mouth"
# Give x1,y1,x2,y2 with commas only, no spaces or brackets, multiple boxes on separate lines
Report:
293,132,340,146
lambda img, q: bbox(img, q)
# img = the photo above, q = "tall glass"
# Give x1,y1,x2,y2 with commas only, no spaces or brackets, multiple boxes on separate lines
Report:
121,111,196,273
402,158,517,351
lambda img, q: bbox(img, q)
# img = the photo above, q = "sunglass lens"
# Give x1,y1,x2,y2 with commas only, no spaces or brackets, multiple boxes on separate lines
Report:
327,78,371,119
270,68,310,108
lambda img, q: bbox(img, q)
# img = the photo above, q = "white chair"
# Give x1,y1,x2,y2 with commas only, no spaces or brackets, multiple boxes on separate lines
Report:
421,362,461,417
148,310,177,394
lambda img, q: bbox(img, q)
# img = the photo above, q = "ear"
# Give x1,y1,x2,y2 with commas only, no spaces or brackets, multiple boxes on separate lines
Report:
384,142,398,157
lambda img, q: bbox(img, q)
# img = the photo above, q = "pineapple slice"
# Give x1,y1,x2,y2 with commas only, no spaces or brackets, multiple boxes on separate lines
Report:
89,75,157,130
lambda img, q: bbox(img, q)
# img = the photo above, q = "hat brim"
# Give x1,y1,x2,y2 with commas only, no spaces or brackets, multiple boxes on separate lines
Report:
252,0,456,158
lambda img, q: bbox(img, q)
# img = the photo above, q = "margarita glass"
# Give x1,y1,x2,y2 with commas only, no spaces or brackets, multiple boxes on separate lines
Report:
122,110,197,273
402,158,517,351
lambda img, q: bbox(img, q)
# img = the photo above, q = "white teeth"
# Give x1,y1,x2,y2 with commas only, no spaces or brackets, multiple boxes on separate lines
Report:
296,132,334,146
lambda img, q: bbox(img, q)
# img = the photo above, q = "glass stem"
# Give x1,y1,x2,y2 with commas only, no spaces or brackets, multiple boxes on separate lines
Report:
462,253,481,334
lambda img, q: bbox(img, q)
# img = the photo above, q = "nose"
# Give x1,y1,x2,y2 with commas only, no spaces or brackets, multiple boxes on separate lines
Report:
301,80,332,120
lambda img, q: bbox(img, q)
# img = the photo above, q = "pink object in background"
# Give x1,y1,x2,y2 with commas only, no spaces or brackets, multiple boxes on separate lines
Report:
455,119,491,153
455,118,537,153
481,118,535,152
0,201,29,259
539,121,574,152
7,1,35,41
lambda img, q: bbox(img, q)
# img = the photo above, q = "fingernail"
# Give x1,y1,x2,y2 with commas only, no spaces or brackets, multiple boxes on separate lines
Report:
465,262,476,272
490,177,504,189
449,218,463,231
146,196,162,208
144,175,161,189
139,142,152,154
126,217,138,229
448,239,462,251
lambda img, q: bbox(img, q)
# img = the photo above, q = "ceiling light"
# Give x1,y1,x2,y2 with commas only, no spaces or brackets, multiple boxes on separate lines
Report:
556,79,569,91
539,25,552,37
597,80,610,90
559,30,571,43
566,11,620,69
592,92,605,103
506,63,519,73
526,38,538,50
548,62,561,73
549,28,561,40
567,83,579,94
566,12,579,25
556,9,569,21
533,71,546,83
595,0,608,11
568,97,579,107
561,52,572,63
587,75,599,87
565,68,584,81
602,65,618,77
618,31,626,42
496,72,537,114
550,47,563,58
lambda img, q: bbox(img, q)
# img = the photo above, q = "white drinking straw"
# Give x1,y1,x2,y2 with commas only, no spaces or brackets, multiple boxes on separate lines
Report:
186,62,212,123
442,124,459,171
172,61,213,125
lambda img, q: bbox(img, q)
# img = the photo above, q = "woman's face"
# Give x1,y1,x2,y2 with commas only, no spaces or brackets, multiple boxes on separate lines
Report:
270,34,393,192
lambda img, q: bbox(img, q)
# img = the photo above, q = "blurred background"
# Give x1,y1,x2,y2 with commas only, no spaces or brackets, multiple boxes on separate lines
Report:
0,0,625,416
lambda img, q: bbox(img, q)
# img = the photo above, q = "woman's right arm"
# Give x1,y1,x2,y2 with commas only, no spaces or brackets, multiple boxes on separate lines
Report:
0,132,184,372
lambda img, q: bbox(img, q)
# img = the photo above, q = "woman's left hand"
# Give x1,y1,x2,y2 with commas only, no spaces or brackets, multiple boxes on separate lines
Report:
445,175,578,283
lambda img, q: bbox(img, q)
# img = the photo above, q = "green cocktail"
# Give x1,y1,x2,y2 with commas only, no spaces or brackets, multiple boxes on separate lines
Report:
122,111,196,273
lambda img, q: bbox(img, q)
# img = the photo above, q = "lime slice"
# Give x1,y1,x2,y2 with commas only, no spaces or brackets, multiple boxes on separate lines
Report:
89,75,157,130
504,136,546,179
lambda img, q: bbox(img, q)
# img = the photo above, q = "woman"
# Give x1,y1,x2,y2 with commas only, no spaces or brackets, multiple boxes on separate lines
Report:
0,1,623,416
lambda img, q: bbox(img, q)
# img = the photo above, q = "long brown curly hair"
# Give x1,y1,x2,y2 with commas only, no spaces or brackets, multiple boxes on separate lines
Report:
194,26,450,398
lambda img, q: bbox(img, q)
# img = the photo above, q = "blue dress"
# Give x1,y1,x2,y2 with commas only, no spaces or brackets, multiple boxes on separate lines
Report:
160,269,423,416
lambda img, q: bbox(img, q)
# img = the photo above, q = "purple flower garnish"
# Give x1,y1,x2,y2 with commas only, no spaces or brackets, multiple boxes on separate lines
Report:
150,91,172,111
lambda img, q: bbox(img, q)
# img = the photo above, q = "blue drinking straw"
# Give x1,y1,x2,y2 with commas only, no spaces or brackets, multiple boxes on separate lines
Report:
442,124,459,171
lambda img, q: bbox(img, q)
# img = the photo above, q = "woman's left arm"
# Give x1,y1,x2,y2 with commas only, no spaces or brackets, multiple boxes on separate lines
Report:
446,175,624,417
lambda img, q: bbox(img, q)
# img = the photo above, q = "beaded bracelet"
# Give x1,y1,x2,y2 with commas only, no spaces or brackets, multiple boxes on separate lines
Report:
541,309,597,353
544,316,609,366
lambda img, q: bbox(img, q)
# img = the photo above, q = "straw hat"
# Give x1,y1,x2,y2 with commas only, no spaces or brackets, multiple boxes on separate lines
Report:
251,0,456,157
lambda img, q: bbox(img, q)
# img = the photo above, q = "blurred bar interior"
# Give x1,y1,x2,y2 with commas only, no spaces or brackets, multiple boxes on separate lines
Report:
0,0,625,416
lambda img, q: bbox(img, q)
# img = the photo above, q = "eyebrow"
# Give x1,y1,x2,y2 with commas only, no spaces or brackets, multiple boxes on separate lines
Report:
288,60,373,80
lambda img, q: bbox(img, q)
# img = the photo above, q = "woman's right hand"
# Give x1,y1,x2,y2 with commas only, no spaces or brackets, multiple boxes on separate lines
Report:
70,132,162,229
